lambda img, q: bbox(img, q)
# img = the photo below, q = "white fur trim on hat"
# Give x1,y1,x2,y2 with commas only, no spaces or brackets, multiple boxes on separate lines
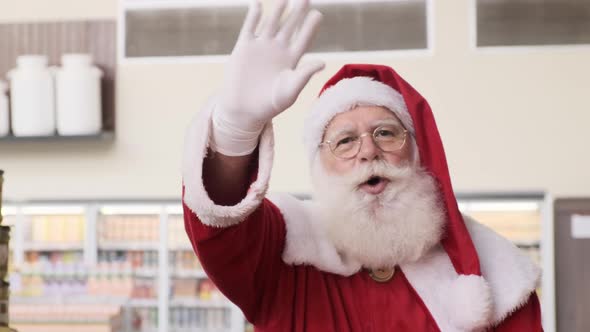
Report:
303,76,414,162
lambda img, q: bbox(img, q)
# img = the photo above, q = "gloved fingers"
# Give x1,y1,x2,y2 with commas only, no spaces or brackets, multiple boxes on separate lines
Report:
238,0,263,41
260,0,288,39
277,0,309,42
290,9,323,61
291,60,325,92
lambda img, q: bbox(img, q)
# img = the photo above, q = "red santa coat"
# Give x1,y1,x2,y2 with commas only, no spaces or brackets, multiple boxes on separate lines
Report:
182,65,543,331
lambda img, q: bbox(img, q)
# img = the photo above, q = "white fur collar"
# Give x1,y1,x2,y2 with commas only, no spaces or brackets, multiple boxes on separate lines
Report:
268,193,541,331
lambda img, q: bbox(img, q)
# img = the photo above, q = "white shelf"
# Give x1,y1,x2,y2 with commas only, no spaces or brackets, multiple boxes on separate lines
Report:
128,298,158,307
133,268,158,277
98,242,159,250
21,205,86,215
169,298,232,308
0,132,114,144
165,204,183,215
10,318,114,324
17,267,158,278
100,204,162,215
169,328,232,332
169,244,194,251
22,242,84,251
171,269,207,278
11,295,128,305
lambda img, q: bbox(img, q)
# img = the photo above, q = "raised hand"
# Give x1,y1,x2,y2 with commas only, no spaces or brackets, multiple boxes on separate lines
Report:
212,0,325,156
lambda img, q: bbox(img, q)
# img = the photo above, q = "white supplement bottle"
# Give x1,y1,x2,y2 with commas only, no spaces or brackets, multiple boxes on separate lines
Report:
55,54,103,136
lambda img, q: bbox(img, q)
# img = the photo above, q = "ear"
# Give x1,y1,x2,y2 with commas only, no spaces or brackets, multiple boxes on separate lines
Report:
409,136,420,166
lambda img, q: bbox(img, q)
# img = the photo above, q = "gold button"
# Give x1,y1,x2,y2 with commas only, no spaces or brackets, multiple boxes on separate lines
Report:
369,268,395,283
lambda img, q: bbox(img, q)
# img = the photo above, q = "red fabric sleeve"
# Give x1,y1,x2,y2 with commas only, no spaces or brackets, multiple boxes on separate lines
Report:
493,292,543,332
183,196,287,324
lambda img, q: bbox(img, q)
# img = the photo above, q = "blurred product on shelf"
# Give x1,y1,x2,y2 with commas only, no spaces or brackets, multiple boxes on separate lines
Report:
14,250,159,299
128,307,157,331
10,302,121,326
127,306,232,332
0,226,10,280
0,171,16,332
55,54,103,136
0,281,9,326
168,215,191,248
171,278,222,301
168,251,201,271
168,307,230,330
0,170,3,223
99,215,159,243
129,278,156,299
198,279,221,301
17,251,84,298
6,55,56,137
0,83,8,137
28,215,85,244
3,202,242,332
171,279,198,298
98,250,158,271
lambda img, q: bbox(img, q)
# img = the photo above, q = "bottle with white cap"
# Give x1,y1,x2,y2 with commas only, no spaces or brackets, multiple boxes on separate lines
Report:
55,54,103,136
0,80,8,137
7,55,56,137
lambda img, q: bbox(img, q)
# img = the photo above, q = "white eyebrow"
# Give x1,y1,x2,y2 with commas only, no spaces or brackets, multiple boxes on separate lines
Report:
370,118,403,128
324,118,405,142
325,124,356,141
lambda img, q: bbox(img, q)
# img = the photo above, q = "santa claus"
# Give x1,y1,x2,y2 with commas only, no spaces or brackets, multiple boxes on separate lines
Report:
182,0,542,331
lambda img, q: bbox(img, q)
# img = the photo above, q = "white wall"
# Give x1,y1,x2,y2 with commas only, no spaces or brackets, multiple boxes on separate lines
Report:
1,0,589,200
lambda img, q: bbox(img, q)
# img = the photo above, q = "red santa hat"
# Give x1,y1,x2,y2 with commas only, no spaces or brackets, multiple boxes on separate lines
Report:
303,64,482,277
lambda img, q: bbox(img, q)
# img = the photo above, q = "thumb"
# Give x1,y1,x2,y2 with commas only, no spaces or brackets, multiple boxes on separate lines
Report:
272,60,325,112
291,60,325,92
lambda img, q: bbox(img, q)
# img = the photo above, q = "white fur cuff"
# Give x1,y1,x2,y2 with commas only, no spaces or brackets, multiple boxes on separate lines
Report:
182,97,275,227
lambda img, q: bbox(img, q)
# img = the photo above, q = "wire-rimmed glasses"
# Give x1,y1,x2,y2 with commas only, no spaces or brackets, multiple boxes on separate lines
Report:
319,124,408,159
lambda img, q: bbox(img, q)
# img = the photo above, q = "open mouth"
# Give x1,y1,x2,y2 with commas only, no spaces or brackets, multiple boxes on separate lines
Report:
359,176,389,195
366,176,383,187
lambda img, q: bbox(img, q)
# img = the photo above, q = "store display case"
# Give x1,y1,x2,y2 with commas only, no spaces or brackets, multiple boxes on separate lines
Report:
3,201,244,332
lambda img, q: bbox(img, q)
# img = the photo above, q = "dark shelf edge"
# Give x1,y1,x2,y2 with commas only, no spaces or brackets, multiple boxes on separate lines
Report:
0,131,115,142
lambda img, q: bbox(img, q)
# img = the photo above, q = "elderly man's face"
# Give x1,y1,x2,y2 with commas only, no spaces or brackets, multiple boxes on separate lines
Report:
319,105,413,175
312,105,444,269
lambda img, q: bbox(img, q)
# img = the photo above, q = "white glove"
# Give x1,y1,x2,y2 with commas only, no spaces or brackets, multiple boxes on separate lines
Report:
211,0,325,156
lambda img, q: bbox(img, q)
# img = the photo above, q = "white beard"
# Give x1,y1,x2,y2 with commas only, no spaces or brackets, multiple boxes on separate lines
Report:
311,158,446,269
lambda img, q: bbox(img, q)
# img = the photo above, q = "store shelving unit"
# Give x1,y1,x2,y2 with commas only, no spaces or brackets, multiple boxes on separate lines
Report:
3,200,245,332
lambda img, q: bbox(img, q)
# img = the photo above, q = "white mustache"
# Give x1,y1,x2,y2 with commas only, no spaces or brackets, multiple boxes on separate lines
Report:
339,161,414,189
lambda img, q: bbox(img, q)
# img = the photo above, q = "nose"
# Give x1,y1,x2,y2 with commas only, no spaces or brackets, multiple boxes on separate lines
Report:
356,135,380,162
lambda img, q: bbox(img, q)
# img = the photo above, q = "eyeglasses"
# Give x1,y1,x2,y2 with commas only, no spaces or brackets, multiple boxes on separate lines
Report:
319,124,408,159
